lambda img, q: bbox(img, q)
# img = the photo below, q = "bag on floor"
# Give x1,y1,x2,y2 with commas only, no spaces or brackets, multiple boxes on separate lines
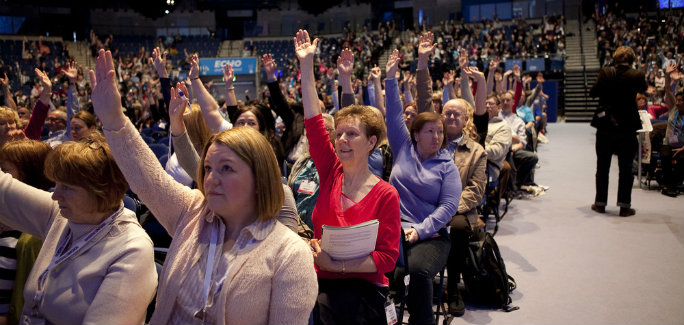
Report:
462,230,519,312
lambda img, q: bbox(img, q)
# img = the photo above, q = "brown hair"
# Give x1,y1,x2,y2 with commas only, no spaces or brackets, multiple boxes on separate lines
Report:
197,127,284,222
334,104,386,155
613,46,636,65
410,112,448,149
231,105,267,134
0,139,54,190
184,104,212,153
44,133,128,213
73,110,98,129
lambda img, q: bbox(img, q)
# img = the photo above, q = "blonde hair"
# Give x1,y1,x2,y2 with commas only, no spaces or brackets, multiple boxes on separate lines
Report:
184,104,212,153
0,106,19,124
197,127,284,222
44,133,128,213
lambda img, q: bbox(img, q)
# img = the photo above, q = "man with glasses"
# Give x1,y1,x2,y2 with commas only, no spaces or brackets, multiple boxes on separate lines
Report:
43,109,68,147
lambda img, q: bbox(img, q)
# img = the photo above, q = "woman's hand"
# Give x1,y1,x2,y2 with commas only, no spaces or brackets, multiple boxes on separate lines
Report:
417,32,436,60
169,82,189,119
385,49,400,80
261,54,277,83
489,56,500,72
309,239,337,271
188,54,200,81
89,49,126,130
293,29,319,69
223,63,235,88
150,47,168,79
336,48,354,78
405,228,419,244
64,61,79,84
34,68,52,105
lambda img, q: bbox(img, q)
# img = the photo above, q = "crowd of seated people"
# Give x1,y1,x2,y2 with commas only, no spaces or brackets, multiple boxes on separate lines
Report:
0,13,566,322
595,5,684,197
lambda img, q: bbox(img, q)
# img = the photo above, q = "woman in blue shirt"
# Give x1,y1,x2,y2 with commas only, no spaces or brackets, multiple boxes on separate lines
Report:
385,49,462,324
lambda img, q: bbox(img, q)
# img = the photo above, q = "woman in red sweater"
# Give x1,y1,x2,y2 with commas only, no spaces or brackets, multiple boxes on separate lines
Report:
295,30,401,324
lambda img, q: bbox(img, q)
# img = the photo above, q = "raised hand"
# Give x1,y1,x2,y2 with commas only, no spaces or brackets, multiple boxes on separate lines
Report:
151,47,168,78
368,65,381,82
223,63,235,88
337,48,354,77
293,29,319,67
418,32,436,59
512,64,521,79
536,73,545,83
89,49,125,129
489,57,500,72
665,63,677,78
458,49,468,69
464,66,485,80
0,73,8,90
34,68,52,104
442,70,454,86
261,53,277,82
522,75,532,84
64,61,79,84
188,54,200,81
169,82,190,119
385,49,400,80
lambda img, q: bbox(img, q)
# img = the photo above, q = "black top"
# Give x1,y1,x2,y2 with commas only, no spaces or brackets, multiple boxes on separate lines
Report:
590,65,647,132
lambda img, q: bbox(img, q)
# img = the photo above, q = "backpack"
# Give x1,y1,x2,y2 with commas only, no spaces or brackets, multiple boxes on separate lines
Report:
462,230,519,312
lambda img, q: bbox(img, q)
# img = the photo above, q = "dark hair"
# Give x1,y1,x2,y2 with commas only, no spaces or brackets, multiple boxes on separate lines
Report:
232,105,268,134
409,112,448,150
73,110,97,128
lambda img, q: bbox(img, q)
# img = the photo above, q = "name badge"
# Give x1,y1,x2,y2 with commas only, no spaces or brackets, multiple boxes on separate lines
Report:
298,180,317,195
384,297,398,325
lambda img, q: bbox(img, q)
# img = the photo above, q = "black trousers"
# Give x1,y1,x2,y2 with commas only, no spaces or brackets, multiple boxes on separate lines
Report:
660,144,684,188
594,129,638,207
406,230,450,325
446,215,473,300
314,278,388,325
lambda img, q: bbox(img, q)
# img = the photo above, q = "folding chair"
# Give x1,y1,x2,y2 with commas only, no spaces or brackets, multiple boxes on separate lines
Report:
387,228,410,324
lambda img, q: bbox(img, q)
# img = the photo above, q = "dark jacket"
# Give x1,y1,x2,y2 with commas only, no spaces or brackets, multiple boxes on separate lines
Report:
590,65,647,132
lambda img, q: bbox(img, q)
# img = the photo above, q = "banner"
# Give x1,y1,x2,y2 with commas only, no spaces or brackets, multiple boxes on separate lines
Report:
198,57,258,76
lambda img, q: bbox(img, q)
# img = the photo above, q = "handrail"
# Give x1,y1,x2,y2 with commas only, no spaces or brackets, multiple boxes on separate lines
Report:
578,5,589,112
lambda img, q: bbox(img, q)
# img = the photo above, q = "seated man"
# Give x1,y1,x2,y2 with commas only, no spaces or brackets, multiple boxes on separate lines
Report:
43,108,68,147
500,91,539,191
484,94,512,182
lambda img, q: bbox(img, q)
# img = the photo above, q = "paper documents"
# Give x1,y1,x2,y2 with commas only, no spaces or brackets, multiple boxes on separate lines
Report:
321,219,379,261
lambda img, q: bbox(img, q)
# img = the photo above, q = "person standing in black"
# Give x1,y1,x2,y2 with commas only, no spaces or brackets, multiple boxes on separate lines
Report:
590,46,647,216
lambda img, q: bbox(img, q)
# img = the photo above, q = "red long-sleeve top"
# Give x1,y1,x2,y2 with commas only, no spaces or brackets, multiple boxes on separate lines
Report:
305,114,400,286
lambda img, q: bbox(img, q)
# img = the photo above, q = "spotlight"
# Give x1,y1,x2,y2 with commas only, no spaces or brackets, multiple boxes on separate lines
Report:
165,9,170,14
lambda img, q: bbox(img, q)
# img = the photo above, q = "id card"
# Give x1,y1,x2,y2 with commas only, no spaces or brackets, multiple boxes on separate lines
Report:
298,180,317,195
384,297,397,325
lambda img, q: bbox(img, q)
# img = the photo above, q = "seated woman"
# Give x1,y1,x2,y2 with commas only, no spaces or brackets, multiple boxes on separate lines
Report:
295,30,401,324
70,110,98,142
385,49,462,325
0,139,52,324
440,98,488,316
0,134,157,324
89,49,317,324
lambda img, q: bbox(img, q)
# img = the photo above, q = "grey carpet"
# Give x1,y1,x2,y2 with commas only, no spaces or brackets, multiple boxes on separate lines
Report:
441,123,684,325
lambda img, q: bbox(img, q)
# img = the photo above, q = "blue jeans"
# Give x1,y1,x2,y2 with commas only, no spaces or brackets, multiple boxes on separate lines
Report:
406,230,450,325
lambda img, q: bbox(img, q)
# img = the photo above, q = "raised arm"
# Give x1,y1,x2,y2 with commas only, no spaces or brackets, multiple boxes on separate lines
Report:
664,64,677,109
486,57,499,95
442,70,455,104
525,75,544,107
416,31,437,113
64,62,81,140
337,48,356,108
512,65,523,109
384,49,411,153
368,65,385,115
465,66,487,116
188,54,225,133
90,49,196,235
222,63,238,108
0,73,17,110
262,54,291,125
24,69,51,140
151,47,171,110
0,171,56,239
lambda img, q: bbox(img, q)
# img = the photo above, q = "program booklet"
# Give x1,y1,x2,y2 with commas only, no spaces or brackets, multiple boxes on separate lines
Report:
321,219,379,261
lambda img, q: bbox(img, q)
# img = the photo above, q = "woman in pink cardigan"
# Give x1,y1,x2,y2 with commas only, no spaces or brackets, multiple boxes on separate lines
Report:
89,49,318,324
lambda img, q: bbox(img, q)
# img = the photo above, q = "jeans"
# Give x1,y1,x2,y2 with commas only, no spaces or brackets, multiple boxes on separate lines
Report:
406,230,450,325
594,129,638,207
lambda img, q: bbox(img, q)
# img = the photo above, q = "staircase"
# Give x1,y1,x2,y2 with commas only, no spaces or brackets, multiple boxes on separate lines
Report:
65,41,94,72
563,19,600,122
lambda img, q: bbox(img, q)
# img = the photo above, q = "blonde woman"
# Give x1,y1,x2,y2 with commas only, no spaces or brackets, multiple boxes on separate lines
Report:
89,49,317,324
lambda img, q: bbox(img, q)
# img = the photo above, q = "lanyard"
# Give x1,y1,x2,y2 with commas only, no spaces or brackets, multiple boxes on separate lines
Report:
31,205,124,317
194,222,219,323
